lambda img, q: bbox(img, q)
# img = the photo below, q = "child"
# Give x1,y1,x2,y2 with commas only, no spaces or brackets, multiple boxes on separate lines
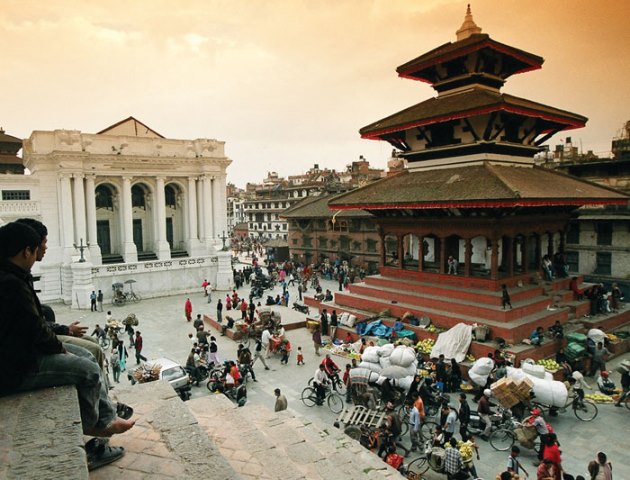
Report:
296,346,304,365
280,339,292,365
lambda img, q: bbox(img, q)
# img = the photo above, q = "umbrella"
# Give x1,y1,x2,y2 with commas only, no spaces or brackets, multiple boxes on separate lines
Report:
112,282,124,289
124,279,137,284
380,365,410,380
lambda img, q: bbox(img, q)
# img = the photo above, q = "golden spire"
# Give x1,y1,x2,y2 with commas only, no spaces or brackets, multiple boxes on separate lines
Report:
456,4,482,41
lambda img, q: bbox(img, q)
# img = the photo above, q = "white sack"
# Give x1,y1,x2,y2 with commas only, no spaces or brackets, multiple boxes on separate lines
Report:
380,343,395,358
429,323,473,363
339,313,350,326
389,345,416,368
358,361,383,373
506,367,568,407
468,370,488,387
470,357,495,376
347,314,357,327
349,367,380,384
397,376,414,391
379,355,392,370
361,346,380,363
522,362,546,379
587,329,606,344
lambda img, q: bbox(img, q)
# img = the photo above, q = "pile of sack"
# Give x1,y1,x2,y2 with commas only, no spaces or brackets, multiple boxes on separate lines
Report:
354,344,418,390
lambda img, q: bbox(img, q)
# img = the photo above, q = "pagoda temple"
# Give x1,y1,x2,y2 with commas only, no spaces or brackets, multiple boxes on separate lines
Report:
319,6,629,353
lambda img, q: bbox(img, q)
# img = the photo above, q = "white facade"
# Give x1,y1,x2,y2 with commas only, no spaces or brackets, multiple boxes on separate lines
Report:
0,120,233,307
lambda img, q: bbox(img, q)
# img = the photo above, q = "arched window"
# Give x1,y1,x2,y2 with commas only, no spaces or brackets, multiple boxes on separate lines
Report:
132,185,146,209
95,184,114,210
165,185,177,209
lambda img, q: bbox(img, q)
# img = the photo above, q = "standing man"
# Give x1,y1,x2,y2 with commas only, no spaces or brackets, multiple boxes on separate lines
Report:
590,342,611,377
507,446,529,478
110,348,121,384
409,393,422,452
312,326,322,356
298,283,303,301
97,290,104,312
216,299,223,324
320,309,329,337
90,290,97,312
184,298,193,322
458,393,471,441
274,388,288,412
442,404,458,443
240,298,248,320
330,310,338,341
134,331,147,364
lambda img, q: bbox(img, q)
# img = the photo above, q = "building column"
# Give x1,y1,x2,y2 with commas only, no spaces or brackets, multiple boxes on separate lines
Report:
72,174,87,248
85,175,102,265
59,173,75,261
187,177,203,256
418,236,424,272
534,233,542,272
490,238,499,280
506,236,514,277
202,175,215,249
547,233,554,258
155,177,171,260
212,176,223,246
439,236,446,274
121,176,137,263
559,231,566,253
464,238,472,277
378,228,385,267
397,235,404,270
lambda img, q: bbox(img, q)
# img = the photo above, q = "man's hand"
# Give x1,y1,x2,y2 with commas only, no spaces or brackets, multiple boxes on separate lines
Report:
68,321,87,337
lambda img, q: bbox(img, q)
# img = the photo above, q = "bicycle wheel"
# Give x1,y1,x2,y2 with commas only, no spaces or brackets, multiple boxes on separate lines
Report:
301,387,317,407
327,392,344,414
624,396,630,411
420,420,438,440
333,377,347,395
344,425,361,441
406,456,430,475
489,428,515,451
100,337,110,349
573,399,598,421
130,292,141,302
399,419,409,437
398,403,411,423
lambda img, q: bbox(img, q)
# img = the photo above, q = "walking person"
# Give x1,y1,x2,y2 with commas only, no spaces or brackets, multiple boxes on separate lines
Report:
587,451,613,480
97,290,104,312
320,309,329,337
614,362,630,406
296,346,304,365
274,388,288,412
90,290,97,312
208,336,220,367
507,446,529,478
409,393,422,452
184,298,193,322
458,393,471,441
110,348,121,383
261,327,272,359
252,339,270,370
134,331,147,364
502,284,513,309
312,326,322,356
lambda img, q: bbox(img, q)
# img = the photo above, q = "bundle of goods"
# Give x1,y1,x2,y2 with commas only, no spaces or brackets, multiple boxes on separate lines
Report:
468,357,495,387
521,359,546,379
356,343,418,390
505,367,568,408
514,423,538,448
430,323,473,363
445,440,475,462
132,362,161,384
122,313,139,326
490,376,534,408
585,393,614,403
323,342,362,360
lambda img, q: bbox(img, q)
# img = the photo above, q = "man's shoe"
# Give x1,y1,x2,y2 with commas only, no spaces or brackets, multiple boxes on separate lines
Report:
614,403,622,407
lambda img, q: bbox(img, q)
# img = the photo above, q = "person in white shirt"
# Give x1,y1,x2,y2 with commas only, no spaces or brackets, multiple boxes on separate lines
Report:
261,327,272,359
314,364,329,405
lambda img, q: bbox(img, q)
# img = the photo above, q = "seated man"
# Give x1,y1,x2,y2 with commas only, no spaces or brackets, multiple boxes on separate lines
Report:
0,221,135,468
313,364,329,405
596,371,616,395
321,354,340,380
530,326,544,346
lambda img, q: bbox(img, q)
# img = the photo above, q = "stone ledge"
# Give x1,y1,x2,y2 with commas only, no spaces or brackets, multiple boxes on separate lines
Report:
0,385,87,480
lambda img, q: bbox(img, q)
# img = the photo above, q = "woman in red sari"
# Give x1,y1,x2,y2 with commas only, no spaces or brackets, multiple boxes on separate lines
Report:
542,434,563,480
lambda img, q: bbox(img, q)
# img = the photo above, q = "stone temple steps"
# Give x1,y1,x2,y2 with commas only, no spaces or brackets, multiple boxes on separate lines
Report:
91,381,398,480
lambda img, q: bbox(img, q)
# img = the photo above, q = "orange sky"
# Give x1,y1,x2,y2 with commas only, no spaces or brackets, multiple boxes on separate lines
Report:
1,0,629,187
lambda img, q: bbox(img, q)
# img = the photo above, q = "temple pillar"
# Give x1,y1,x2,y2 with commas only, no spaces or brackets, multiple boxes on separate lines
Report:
521,235,528,274
155,177,171,260
378,228,385,267
534,233,542,272
85,175,101,264
439,237,446,274
397,234,403,270
547,233,554,258
490,239,499,280
121,176,137,263
202,175,215,250
418,235,424,272
506,236,514,277
464,238,472,277
559,231,565,253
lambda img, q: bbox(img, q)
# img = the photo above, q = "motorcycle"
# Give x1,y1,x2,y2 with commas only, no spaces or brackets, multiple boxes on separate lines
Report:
467,404,512,437
250,286,263,299
292,302,310,315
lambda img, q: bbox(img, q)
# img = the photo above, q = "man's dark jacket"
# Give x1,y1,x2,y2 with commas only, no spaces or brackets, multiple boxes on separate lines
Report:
0,260,63,393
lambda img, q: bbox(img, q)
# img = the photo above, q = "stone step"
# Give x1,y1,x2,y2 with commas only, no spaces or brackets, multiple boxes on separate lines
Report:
0,386,88,480
90,381,239,480
187,394,400,480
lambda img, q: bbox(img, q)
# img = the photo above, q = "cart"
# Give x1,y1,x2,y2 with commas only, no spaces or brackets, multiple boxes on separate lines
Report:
334,405,387,441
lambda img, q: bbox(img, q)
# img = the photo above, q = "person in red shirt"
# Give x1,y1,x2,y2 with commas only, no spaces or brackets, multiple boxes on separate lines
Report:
321,354,340,378
542,433,563,480
184,298,192,321
240,299,248,319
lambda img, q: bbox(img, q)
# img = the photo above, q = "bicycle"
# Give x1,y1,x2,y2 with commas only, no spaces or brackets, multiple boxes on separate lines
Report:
308,373,347,396
301,384,344,414
531,392,598,422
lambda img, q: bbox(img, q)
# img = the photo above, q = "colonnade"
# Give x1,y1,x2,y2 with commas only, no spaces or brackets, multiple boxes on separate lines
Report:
58,172,228,264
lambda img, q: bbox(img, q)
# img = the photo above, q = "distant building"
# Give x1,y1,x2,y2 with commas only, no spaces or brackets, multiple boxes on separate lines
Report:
540,124,630,290
0,117,232,307
282,193,381,273
242,160,384,241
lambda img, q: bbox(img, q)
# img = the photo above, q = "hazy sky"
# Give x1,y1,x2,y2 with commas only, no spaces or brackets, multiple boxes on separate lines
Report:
2,0,629,187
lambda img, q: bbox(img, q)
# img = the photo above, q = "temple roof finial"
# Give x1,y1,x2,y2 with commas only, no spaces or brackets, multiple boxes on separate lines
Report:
456,3,482,41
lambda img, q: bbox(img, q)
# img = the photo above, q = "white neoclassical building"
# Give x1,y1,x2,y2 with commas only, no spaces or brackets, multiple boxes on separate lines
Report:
0,117,233,308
